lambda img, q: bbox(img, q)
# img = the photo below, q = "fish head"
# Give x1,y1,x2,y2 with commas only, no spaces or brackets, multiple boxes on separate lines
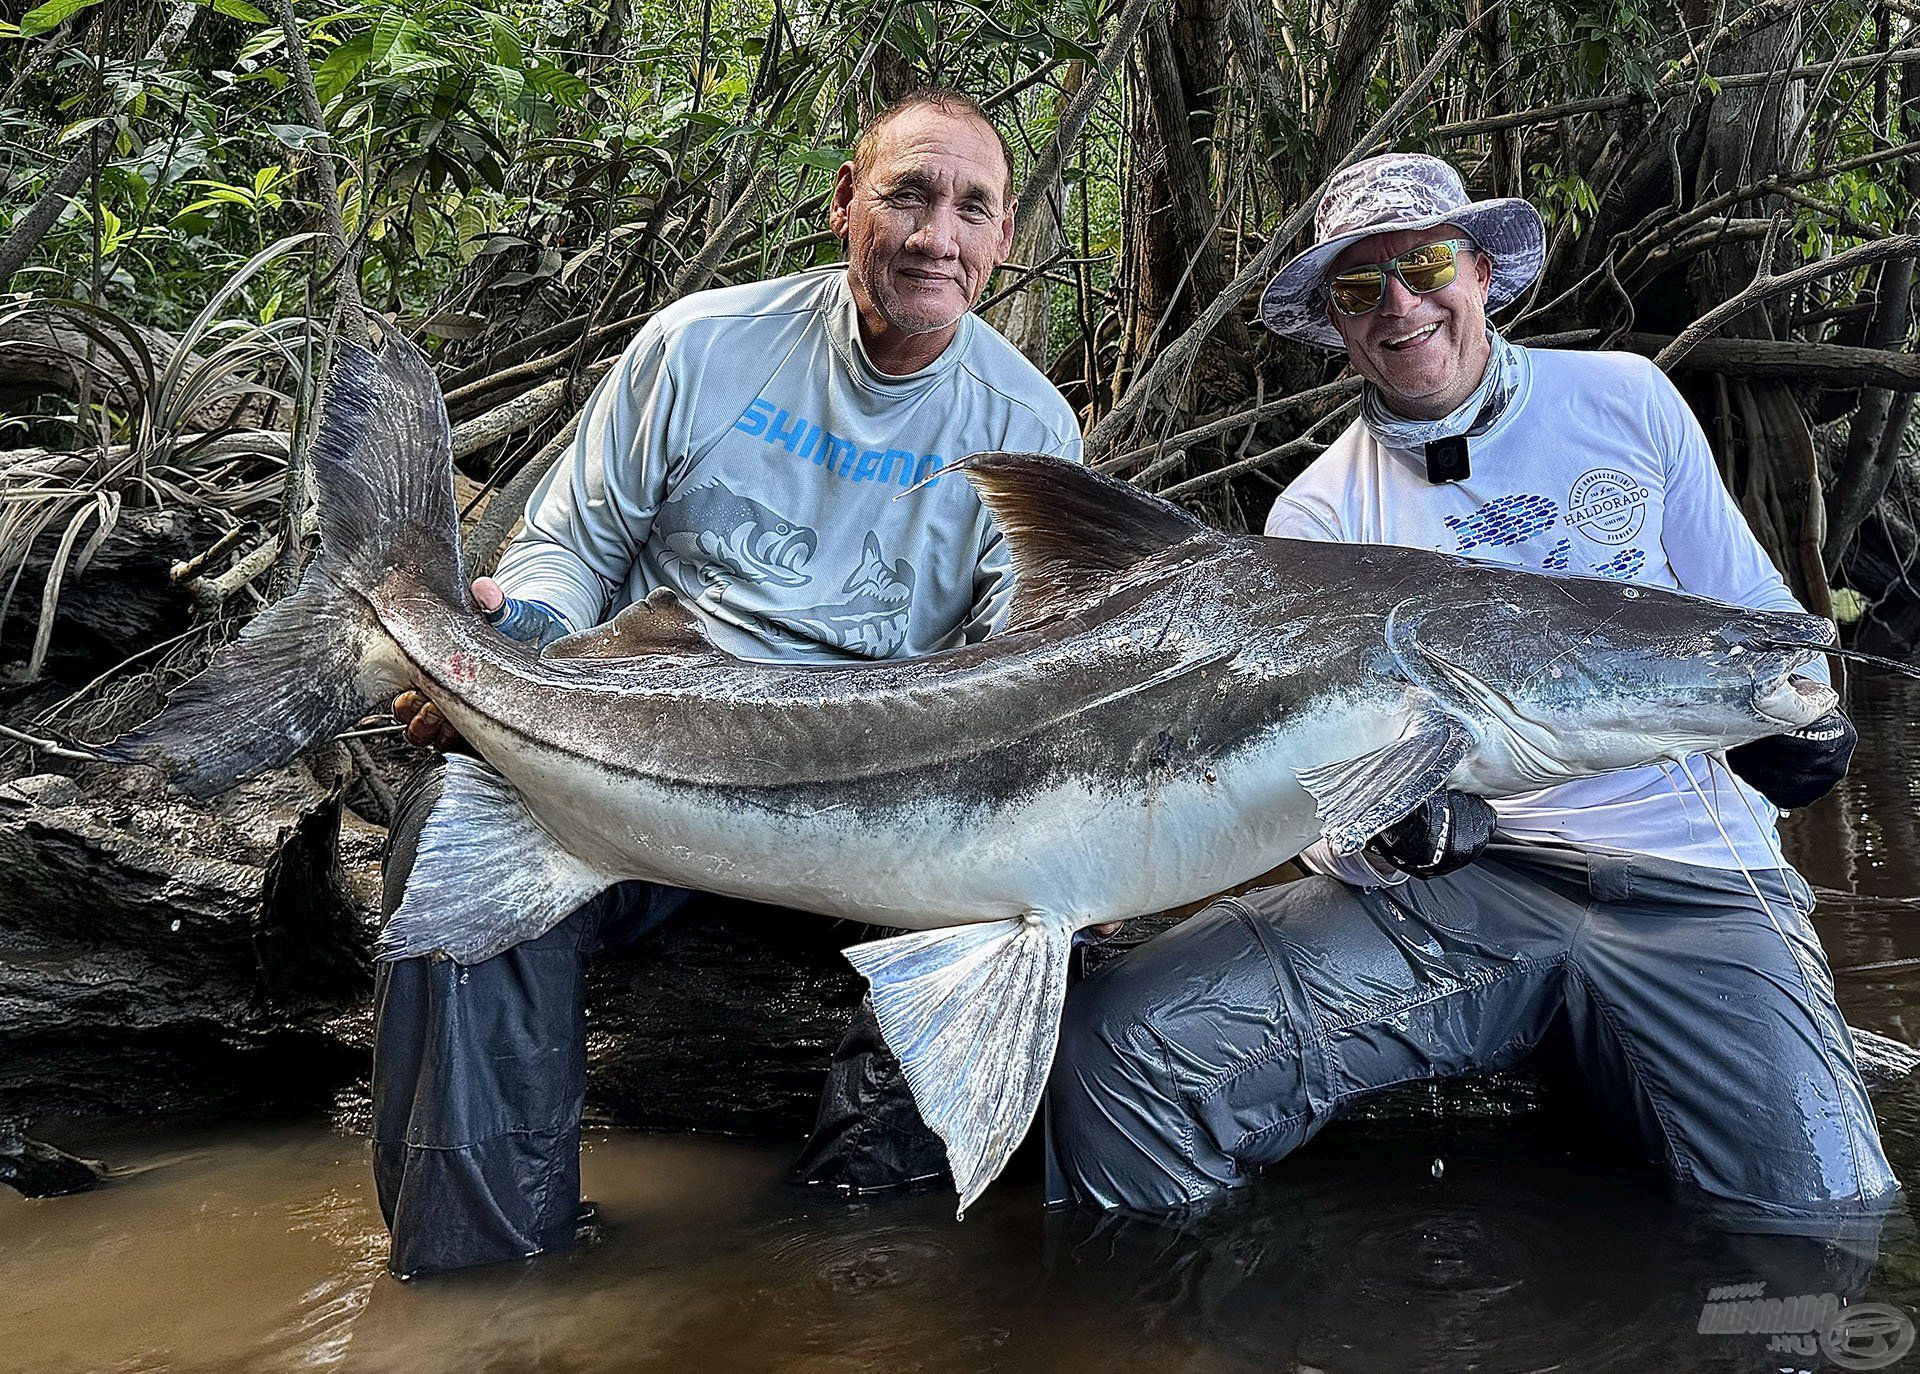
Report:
1392,575,1838,785
698,508,815,588
662,482,819,588
739,516,818,587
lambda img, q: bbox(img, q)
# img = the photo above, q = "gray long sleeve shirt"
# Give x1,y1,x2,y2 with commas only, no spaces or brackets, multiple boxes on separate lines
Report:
493,266,1082,663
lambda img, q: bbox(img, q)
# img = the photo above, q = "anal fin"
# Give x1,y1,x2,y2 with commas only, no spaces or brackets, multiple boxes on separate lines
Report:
376,755,615,965
1298,712,1476,856
845,915,1074,1216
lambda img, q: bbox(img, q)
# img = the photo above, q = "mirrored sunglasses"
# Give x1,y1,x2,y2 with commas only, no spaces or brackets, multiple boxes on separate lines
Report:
1326,238,1478,316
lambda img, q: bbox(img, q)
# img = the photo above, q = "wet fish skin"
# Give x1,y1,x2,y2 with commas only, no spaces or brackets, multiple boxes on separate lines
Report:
99,333,1844,1213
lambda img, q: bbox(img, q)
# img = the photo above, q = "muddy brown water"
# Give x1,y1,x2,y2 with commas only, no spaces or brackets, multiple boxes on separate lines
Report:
5,677,1920,1374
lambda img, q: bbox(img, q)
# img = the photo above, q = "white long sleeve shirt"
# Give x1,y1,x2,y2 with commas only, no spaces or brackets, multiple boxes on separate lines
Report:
494,266,1082,663
1267,346,1820,880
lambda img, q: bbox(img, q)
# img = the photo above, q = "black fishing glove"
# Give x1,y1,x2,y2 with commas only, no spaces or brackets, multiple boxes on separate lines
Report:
1726,708,1856,811
1367,790,1497,878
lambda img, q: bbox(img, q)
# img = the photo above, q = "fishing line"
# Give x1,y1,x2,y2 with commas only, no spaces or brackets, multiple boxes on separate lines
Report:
1772,642,1920,681
1681,756,1876,1188
1710,751,1920,1076
1670,755,1775,921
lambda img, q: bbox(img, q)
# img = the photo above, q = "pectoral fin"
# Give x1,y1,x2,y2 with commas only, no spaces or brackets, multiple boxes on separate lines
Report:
844,914,1074,1217
1297,712,1476,856
376,754,615,965
542,586,717,661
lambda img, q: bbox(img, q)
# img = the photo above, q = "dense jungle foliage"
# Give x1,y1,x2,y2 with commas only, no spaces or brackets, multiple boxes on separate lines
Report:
3,0,1920,742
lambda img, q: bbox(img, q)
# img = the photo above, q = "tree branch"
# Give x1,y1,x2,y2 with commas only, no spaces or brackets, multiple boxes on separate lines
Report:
446,358,615,460
1656,233,1920,368
1618,330,1920,387
1432,47,1920,141
270,0,364,340
1013,0,1158,242
1086,27,1468,464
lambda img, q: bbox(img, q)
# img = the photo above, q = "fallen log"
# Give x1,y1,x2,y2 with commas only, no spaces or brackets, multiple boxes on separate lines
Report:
0,767,373,1119
1,506,226,692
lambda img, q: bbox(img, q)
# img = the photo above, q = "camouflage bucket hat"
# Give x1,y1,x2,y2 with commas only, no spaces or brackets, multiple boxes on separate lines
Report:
1259,152,1546,349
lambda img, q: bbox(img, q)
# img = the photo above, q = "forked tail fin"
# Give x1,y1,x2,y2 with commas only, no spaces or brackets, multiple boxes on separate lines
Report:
99,331,464,797
845,914,1075,1216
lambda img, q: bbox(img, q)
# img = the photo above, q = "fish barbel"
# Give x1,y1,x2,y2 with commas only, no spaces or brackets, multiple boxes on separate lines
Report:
103,333,1863,1212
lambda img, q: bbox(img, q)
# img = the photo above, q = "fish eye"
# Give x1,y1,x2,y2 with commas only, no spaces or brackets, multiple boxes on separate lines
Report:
1623,588,1641,599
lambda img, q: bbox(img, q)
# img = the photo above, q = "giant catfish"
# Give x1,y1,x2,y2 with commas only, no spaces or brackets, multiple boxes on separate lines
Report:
101,332,1874,1213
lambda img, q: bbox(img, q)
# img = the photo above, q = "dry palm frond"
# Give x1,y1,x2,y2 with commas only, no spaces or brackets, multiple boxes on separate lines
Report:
0,234,320,683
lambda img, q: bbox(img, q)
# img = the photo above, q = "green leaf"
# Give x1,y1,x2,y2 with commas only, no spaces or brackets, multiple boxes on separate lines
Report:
382,47,450,76
526,62,587,104
234,25,286,61
486,61,524,105
370,9,412,63
313,33,373,102
20,0,106,37
267,122,326,148
20,0,106,35
55,113,114,145
199,0,269,22
485,11,522,66
791,146,850,172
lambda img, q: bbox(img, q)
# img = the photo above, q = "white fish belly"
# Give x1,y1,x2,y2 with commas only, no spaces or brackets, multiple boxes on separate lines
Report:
459,711,1381,934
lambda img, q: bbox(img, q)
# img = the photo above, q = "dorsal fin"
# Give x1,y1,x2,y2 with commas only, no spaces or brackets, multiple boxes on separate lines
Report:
541,587,718,661
950,451,1215,626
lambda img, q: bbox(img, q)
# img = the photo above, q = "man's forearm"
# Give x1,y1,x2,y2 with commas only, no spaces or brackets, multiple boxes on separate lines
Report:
490,539,603,636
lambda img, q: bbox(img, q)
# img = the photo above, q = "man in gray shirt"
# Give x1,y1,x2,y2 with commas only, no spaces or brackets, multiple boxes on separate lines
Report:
379,88,1081,1278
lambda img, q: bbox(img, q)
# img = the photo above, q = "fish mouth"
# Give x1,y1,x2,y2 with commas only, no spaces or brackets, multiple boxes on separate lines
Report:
1752,650,1838,727
712,523,815,588
748,525,817,586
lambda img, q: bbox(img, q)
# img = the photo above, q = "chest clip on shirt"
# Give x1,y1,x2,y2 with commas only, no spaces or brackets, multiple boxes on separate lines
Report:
1424,435,1471,484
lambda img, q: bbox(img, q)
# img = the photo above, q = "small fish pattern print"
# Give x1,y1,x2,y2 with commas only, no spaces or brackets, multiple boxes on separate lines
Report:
1592,548,1647,580
1444,494,1560,552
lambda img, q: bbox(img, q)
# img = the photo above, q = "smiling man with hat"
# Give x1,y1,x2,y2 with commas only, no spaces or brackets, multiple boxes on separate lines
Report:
1043,152,1896,1220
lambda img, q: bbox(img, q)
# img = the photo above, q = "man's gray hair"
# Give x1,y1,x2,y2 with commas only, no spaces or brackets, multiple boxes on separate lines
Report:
850,87,1015,205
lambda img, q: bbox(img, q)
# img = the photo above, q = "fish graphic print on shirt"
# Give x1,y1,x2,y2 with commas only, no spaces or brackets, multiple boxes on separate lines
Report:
650,481,819,589
760,531,918,658
1443,493,1558,552
650,485,919,657
1440,478,1646,579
